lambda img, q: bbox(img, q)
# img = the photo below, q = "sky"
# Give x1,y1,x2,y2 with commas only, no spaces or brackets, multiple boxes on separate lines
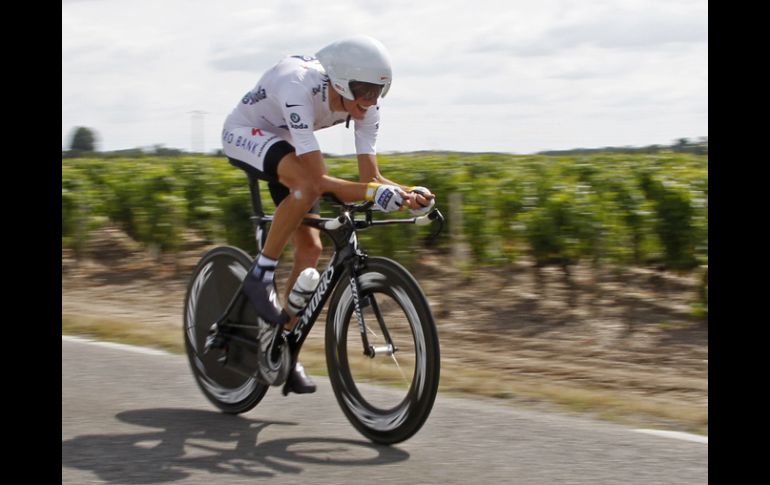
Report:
62,0,708,155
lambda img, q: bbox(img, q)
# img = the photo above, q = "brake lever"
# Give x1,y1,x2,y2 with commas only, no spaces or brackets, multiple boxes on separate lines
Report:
424,209,444,247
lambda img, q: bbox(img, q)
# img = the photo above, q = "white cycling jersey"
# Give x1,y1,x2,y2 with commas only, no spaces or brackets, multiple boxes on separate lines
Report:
222,55,380,172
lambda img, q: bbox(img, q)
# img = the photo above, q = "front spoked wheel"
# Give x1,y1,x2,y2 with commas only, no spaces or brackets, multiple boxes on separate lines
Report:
326,257,440,444
184,246,268,414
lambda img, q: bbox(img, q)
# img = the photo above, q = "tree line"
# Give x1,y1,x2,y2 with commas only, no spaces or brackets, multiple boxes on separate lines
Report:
538,137,708,156
63,127,708,159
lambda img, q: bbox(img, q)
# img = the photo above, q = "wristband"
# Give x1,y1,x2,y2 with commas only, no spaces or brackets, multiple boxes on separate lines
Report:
365,182,381,201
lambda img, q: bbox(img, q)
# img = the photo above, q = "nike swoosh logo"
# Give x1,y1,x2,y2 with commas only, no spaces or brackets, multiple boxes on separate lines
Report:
285,102,302,108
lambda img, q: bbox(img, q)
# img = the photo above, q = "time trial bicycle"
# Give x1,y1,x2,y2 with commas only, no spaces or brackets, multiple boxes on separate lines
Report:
183,182,443,444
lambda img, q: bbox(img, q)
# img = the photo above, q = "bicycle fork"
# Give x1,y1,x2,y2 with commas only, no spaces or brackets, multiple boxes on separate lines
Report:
347,260,398,359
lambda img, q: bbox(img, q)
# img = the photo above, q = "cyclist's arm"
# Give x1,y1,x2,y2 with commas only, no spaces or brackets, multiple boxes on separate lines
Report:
355,109,434,208
282,149,368,203
357,153,401,187
357,154,435,209
354,108,404,186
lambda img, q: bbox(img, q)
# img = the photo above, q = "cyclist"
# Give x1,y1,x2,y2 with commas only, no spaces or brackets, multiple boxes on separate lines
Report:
222,35,435,395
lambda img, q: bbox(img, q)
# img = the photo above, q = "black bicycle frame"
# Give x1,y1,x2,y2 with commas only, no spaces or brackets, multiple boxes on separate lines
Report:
207,211,368,372
214,177,443,371
287,214,368,356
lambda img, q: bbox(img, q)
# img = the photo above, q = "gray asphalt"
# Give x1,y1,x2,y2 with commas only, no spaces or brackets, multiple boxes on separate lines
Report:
62,337,707,484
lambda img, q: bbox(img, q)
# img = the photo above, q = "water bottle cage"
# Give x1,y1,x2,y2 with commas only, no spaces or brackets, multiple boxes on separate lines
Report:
290,288,314,298
288,268,322,315
288,288,315,314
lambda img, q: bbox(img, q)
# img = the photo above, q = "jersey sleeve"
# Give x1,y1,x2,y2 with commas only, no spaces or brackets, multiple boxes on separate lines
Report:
354,104,380,155
279,82,320,156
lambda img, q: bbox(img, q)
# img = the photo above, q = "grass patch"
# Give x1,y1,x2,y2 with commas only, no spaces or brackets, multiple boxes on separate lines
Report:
436,362,708,436
62,313,184,354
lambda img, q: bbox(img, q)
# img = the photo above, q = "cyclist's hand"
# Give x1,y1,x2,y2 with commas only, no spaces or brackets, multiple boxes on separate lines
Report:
405,186,436,216
366,183,405,212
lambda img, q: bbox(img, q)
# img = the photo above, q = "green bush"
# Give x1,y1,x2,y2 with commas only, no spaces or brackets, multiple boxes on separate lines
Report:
640,172,699,269
62,165,107,256
61,152,707,273
174,157,226,242
129,163,188,251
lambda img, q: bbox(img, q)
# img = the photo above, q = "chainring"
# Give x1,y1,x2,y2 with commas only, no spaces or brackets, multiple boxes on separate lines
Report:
255,318,291,386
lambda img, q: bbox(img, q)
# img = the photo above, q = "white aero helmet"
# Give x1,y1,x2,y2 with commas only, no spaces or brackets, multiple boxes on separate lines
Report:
315,35,392,101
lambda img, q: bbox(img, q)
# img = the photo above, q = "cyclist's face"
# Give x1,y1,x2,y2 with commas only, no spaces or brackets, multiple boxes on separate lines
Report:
344,96,377,121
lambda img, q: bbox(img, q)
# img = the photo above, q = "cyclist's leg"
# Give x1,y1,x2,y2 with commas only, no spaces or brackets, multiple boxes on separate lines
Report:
222,128,299,324
224,128,362,323
224,131,320,394
260,150,370,270
266,181,321,395
264,179,323,319
260,150,325,262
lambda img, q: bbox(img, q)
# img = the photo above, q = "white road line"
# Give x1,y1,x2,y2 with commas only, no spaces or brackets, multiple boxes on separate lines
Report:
62,335,173,356
633,429,708,444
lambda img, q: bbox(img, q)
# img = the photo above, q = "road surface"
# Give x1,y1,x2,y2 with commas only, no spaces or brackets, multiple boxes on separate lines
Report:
62,336,707,484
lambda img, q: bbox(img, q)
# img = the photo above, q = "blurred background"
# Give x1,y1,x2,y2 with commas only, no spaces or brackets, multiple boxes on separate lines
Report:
62,0,707,438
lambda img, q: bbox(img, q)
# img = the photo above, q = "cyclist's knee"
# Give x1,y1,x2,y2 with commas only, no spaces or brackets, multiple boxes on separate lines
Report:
283,171,322,204
292,179,322,204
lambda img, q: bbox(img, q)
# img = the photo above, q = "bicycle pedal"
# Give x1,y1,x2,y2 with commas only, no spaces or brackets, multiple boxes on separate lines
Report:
217,348,228,365
203,322,222,354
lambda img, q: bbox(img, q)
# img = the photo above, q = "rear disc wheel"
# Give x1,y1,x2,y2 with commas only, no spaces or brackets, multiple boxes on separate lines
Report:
183,246,268,414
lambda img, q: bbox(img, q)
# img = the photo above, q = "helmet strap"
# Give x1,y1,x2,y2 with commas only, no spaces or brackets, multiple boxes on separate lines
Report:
337,91,352,128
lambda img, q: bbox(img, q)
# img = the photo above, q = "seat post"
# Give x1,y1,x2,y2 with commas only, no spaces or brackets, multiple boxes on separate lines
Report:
226,157,269,253
247,172,265,218
246,172,269,253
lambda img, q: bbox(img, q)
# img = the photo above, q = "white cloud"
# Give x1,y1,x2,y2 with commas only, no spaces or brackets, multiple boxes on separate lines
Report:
62,0,707,154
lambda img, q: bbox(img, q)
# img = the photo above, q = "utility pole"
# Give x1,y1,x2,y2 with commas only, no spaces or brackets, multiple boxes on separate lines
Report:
189,110,207,153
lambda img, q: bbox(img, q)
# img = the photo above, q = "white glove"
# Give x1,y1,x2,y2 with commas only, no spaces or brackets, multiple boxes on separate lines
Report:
366,183,404,212
407,186,435,216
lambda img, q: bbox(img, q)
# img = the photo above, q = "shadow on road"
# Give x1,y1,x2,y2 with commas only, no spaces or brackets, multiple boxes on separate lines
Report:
62,408,410,483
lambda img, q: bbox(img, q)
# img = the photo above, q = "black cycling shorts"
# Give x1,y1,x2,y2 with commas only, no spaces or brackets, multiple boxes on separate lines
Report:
228,140,321,215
